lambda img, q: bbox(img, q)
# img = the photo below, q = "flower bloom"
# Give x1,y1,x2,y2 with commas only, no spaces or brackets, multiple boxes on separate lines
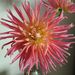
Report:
43,0,75,13
0,0,75,74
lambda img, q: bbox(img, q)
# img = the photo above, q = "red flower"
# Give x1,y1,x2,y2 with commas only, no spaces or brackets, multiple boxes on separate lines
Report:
44,0,75,13
0,0,75,74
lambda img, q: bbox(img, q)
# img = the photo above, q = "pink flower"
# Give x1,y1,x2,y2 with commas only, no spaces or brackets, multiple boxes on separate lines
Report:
0,0,75,74
44,0,75,13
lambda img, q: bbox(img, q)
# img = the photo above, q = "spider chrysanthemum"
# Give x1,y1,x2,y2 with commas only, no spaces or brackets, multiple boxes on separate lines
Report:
43,0,75,13
0,0,75,74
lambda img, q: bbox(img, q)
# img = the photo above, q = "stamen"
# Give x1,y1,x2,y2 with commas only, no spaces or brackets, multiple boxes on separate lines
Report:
36,33,41,38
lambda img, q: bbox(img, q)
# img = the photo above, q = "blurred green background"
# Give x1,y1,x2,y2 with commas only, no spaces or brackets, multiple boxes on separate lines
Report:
0,0,75,75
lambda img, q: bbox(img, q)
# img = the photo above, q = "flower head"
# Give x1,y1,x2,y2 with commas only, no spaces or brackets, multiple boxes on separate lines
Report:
0,0,75,75
44,0,75,13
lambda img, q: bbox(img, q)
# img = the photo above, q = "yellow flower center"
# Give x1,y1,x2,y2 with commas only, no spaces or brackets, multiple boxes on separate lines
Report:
24,21,49,45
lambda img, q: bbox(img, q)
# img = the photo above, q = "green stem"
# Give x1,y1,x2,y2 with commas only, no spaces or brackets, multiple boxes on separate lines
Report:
24,66,41,75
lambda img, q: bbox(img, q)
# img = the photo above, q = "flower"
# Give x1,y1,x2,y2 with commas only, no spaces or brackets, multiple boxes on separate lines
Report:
43,0,75,13
0,0,75,75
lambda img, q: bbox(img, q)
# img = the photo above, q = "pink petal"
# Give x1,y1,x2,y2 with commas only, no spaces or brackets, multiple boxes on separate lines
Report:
13,4,26,21
68,3,75,13
22,1,32,22
48,0,59,8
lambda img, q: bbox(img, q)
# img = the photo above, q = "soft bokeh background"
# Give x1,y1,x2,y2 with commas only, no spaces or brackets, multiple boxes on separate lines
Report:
0,0,75,75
